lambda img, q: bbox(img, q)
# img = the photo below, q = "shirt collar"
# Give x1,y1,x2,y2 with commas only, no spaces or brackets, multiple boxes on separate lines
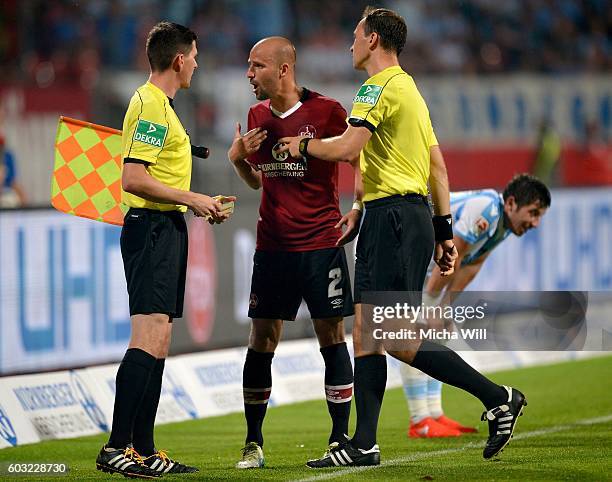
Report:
146,81,168,102
269,88,311,118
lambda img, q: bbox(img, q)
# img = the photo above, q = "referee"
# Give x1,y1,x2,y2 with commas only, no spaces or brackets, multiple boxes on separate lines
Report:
279,7,527,466
95,22,232,478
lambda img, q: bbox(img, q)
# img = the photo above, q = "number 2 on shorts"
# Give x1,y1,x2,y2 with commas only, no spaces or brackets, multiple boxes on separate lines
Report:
328,268,342,297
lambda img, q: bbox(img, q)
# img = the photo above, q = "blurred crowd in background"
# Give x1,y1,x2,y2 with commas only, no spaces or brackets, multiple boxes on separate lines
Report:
0,0,611,208
0,0,610,87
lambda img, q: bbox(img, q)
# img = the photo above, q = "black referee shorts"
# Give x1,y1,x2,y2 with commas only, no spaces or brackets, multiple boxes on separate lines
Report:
354,194,434,303
120,208,188,318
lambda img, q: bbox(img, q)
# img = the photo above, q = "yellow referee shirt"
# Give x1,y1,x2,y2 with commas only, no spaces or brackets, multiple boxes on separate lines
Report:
121,81,192,212
349,66,438,201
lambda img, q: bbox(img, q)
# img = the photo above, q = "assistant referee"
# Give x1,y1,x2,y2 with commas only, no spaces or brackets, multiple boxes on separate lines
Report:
95,22,232,478
279,6,527,468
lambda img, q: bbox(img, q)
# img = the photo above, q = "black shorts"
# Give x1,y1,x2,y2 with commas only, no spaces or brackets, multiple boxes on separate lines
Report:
248,247,354,320
354,194,434,303
120,208,188,318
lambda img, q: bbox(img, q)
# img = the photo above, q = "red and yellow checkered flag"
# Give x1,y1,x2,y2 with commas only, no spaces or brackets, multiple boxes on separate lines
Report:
51,116,127,226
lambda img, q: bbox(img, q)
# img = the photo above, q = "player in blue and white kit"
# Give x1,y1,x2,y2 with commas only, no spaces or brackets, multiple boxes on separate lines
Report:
401,174,551,438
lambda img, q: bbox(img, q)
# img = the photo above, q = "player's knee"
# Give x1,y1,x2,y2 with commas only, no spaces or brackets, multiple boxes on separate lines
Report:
249,328,280,351
129,313,171,358
249,338,278,352
313,317,345,347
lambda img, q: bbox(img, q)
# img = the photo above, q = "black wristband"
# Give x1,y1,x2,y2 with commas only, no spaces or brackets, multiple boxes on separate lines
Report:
432,214,453,241
298,137,311,157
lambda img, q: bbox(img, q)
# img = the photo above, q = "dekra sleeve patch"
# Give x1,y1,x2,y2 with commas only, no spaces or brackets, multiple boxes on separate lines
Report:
134,119,168,148
353,84,382,106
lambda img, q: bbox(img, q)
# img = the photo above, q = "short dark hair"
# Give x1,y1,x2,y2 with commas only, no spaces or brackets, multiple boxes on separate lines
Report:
146,22,197,72
362,7,407,55
503,174,551,208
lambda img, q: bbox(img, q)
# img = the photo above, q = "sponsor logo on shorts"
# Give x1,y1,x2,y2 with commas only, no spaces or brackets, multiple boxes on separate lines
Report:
298,124,316,138
0,404,17,446
249,293,258,308
134,119,167,148
353,84,382,106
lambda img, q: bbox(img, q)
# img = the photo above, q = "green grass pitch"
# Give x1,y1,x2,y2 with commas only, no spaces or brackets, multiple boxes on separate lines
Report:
1,355,611,481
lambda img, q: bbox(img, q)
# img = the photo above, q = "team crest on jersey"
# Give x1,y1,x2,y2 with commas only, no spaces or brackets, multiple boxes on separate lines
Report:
474,217,489,235
298,124,316,138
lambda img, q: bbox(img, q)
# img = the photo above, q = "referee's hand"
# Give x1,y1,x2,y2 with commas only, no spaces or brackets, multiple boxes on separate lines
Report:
434,240,457,277
276,136,303,158
189,193,235,223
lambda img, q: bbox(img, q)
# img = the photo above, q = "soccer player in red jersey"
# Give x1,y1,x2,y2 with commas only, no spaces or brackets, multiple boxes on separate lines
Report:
227,37,362,469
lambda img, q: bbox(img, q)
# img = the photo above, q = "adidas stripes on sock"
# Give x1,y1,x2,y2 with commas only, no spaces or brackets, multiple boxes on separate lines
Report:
399,363,430,423
133,358,165,457
108,348,157,449
411,340,506,410
243,348,274,447
352,354,387,450
320,342,353,444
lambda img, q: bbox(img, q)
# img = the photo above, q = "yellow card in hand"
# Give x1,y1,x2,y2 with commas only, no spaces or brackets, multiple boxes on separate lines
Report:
203,195,235,223
213,195,235,214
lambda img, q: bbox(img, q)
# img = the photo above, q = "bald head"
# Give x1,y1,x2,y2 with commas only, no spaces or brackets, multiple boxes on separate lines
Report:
247,37,300,103
250,36,296,67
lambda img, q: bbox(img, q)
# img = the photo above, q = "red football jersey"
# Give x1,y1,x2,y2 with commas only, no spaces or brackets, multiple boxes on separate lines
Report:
247,89,348,251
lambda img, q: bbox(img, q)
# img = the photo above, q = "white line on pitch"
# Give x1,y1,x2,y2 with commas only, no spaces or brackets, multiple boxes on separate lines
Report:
291,414,612,482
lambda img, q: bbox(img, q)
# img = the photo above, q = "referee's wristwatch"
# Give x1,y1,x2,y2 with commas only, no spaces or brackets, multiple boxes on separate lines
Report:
298,137,311,157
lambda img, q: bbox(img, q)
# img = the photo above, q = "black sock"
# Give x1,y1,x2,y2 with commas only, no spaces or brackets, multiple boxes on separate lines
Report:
351,354,386,449
132,358,165,457
321,342,353,444
243,348,274,447
108,348,157,449
411,340,507,409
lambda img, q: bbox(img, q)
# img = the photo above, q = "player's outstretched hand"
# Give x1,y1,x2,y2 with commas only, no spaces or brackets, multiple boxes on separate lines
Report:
434,240,458,276
335,208,362,246
228,123,267,163
276,136,304,158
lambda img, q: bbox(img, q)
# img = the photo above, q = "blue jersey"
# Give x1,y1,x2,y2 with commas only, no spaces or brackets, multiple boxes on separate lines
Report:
451,189,511,265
